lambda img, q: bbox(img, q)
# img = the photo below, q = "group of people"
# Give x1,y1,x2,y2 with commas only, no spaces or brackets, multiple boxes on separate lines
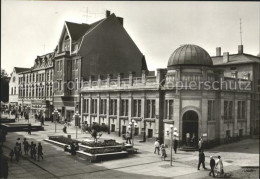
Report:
153,139,178,160
198,150,224,178
9,138,43,162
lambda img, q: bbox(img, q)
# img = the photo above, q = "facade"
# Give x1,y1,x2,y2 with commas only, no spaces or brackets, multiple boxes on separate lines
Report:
18,53,54,119
80,44,254,147
9,67,30,106
211,45,260,135
53,11,147,121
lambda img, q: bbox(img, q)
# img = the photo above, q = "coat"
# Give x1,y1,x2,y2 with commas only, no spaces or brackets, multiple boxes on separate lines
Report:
199,152,205,162
215,158,223,173
210,158,216,168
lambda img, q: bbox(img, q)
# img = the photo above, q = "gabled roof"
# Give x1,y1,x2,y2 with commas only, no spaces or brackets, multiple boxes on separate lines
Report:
212,53,260,66
65,19,105,42
14,67,31,73
65,22,90,41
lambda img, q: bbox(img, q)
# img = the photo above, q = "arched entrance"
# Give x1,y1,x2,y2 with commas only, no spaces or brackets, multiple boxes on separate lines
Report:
182,110,199,147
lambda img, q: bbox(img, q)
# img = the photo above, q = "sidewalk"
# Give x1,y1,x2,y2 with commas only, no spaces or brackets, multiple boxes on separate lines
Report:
2,119,259,178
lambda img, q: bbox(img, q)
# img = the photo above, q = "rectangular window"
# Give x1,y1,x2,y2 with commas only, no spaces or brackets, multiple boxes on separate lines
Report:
109,99,117,115
134,127,139,136
148,129,153,138
133,99,141,117
237,101,246,119
165,100,174,120
100,99,107,115
91,99,97,114
146,100,155,118
83,99,86,113
208,100,215,121
120,99,128,116
239,129,243,137
224,101,233,120
111,124,115,132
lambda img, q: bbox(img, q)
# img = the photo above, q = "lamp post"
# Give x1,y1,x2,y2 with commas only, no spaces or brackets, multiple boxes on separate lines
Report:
26,105,30,124
166,124,174,166
128,120,137,147
73,111,80,139
52,109,60,133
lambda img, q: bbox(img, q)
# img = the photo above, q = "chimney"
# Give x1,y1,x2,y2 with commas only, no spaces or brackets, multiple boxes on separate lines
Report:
216,47,221,57
223,52,229,63
117,17,124,26
106,10,110,18
216,47,221,56
238,45,243,54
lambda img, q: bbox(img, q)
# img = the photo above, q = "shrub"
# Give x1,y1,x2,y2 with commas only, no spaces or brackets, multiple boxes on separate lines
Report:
49,136,78,145
84,147,122,154
81,140,121,147
86,123,109,143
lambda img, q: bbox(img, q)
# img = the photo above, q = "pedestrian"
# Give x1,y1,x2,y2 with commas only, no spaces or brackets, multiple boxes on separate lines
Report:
154,139,160,155
209,156,216,178
23,138,29,156
126,132,131,144
30,142,34,159
32,144,37,160
41,116,44,126
17,138,22,155
198,137,204,152
173,139,178,154
160,144,167,160
215,156,224,177
20,111,23,118
37,142,43,161
63,123,67,133
198,150,207,170
186,132,190,146
70,142,76,155
191,133,196,147
9,150,14,161
28,123,32,135
14,143,20,162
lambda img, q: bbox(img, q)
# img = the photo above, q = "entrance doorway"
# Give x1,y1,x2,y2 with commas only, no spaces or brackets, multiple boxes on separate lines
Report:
182,110,199,147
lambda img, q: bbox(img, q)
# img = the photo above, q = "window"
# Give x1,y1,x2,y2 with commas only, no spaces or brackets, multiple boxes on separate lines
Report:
50,71,52,80
111,124,115,132
148,129,153,138
100,99,107,115
134,127,139,136
146,100,155,118
120,99,129,116
109,99,117,115
226,130,231,138
224,101,233,120
165,100,174,120
75,78,78,90
237,101,246,119
11,87,13,95
50,86,52,97
91,99,97,114
133,100,141,117
208,100,215,121
14,87,16,95
13,76,15,82
239,129,243,137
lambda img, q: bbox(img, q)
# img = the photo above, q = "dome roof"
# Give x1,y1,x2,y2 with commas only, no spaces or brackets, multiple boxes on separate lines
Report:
167,44,213,67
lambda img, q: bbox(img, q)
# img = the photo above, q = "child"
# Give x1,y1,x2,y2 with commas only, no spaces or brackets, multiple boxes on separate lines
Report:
9,149,14,161
161,144,167,161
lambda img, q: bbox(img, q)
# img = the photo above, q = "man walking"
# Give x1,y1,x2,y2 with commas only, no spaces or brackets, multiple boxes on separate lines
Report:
173,139,178,154
198,150,207,170
209,156,216,177
23,138,29,156
37,142,43,161
154,139,160,155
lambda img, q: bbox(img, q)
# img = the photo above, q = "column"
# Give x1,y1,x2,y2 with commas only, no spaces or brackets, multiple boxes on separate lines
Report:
117,95,121,136
107,95,110,134
97,94,100,125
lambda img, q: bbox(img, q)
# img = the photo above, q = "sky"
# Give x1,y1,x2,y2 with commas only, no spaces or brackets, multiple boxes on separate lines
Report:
1,1,260,75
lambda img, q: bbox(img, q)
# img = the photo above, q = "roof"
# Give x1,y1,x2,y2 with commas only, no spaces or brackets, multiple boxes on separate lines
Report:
167,44,213,67
212,53,260,66
14,67,31,73
65,19,105,42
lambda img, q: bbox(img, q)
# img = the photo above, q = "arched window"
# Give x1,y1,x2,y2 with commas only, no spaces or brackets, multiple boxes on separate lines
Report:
11,87,13,95
14,87,16,95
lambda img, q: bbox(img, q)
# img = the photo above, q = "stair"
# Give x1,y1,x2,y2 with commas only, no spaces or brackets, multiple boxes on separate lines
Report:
179,146,198,152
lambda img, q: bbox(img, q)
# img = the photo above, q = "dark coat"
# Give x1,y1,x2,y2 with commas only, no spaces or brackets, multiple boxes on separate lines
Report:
199,152,205,162
210,158,216,168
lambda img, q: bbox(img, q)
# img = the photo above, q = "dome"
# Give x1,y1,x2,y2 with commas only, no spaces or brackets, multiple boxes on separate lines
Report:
167,44,213,67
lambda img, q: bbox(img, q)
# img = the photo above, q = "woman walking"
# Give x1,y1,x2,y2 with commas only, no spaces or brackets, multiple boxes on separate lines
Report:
215,156,224,177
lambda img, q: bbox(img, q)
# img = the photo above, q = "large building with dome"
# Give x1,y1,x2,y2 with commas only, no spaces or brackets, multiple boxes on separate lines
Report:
80,44,259,147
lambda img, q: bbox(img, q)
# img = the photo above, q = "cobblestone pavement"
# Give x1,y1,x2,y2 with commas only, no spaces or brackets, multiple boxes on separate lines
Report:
1,118,259,179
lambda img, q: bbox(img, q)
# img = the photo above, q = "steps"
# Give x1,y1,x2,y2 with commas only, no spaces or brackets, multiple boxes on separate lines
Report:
178,146,198,152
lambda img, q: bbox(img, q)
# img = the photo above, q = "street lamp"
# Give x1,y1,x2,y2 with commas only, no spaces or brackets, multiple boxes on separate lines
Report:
52,109,60,133
73,111,81,139
166,124,174,166
26,105,30,124
128,120,137,147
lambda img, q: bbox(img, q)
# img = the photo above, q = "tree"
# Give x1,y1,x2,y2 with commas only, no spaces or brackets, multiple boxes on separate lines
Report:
1,69,9,102
86,123,108,143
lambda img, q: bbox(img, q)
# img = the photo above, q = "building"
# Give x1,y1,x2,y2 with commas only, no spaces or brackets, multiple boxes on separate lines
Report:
80,44,255,147
9,67,30,107
52,11,147,121
212,45,260,135
18,52,54,119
